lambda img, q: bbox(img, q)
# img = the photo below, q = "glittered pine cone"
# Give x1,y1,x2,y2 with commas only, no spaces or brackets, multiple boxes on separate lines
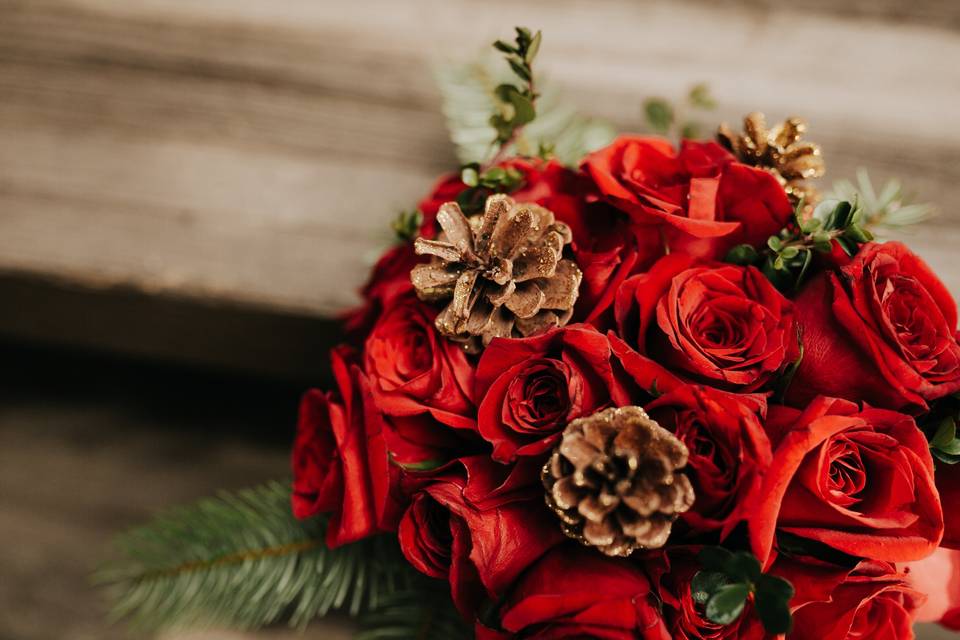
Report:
542,406,695,557
717,112,825,206
410,194,582,354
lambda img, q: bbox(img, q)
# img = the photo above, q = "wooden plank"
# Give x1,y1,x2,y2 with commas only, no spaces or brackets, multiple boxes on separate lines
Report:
0,0,958,375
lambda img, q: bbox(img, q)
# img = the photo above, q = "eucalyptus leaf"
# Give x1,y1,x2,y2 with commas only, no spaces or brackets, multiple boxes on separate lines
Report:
705,583,749,625
643,98,674,134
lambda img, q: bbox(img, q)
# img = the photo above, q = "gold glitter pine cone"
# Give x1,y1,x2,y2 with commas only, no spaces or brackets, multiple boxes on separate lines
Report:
542,406,695,557
410,194,582,354
717,112,825,206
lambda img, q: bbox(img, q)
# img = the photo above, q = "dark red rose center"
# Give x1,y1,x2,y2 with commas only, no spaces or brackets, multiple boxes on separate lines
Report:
504,360,573,434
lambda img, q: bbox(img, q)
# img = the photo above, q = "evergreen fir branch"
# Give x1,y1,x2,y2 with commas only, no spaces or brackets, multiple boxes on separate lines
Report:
435,57,614,166
356,578,471,640
829,168,936,232
98,480,413,632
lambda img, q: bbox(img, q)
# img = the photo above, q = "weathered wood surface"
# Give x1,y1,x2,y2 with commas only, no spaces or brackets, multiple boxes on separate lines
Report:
1,0,960,376
0,342,955,639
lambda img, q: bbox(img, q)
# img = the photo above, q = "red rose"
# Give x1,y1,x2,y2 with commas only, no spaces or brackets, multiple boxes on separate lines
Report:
750,396,943,564
581,136,792,259
398,456,563,616
342,243,419,337
478,544,671,640
648,549,765,640
777,558,925,640
907,547,960,630
291,347,403,547
474,325,632,462
645,385,771,538
615,254,798,391
364,294,476,430
789,241,960,411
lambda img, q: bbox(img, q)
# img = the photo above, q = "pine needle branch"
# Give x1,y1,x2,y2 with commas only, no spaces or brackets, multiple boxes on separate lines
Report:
356,580,471,640
97,480,414,632
829,168,936,233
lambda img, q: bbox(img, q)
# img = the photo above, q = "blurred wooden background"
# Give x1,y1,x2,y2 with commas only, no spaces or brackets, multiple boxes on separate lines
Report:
1,0,958,638
3,0,960,380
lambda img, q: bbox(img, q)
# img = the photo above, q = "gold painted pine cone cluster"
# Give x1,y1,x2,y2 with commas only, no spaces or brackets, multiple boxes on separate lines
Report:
717,112,825,205
411,194,582,354
542,406,695,557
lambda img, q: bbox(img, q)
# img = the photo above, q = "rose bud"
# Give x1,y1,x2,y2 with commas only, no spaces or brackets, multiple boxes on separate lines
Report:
581,136,792,260
616,254,799,392
750,396,943,564
789,241,960,411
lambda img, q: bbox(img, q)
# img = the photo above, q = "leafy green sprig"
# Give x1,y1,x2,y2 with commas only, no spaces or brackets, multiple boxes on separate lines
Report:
691,547,794,635
392,209,423,243
454,162,526,214
726,199,874,292
489,27,542,157
643,83,717,140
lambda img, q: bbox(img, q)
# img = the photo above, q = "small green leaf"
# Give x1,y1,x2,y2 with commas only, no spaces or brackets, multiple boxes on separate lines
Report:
461,166,479,187
688,83,717,110
757,574,795,602
680,122,701,140
705,583,749,625
725,244,759,266
391,210,423,243
691,571,729,605
932,417,957,448
799,217,822,233
767,236,783,251
507,58,531,82
755,597,792,635
643,98,674,134
492,40,516,54
726,551,762,584
843,224,873,243
698,547,735,572
525,31,542,64
780,246,800,260
393,458,446,472
933,449,960,465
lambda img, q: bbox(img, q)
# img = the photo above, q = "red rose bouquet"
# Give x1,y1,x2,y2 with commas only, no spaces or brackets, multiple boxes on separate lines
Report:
103,27,960,640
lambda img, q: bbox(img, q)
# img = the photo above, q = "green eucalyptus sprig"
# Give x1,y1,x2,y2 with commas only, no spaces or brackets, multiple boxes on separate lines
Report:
691,547,794,635
489,27,542,157
725,199,874,293
455,163,526,214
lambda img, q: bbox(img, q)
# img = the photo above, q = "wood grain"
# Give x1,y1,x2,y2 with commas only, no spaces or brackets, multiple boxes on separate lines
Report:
1,0,958,373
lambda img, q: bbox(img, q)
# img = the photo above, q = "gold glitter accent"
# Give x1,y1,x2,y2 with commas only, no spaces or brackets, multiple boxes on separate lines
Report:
411,195,582,354
718,112,825,209
542,406,694,557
